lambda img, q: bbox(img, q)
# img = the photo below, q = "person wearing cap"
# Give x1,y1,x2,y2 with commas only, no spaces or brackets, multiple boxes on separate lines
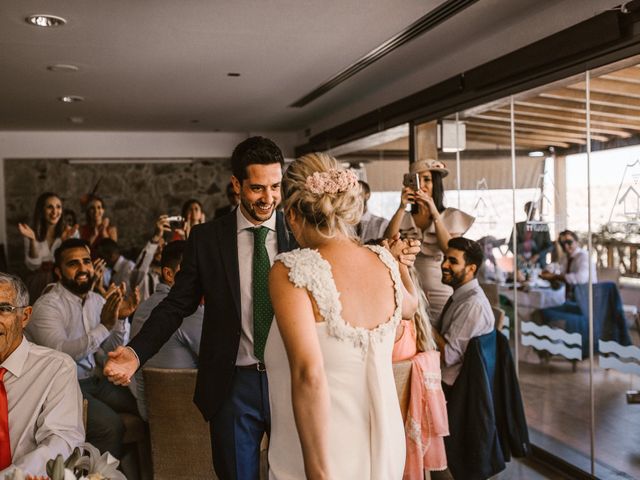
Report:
386,159,474,325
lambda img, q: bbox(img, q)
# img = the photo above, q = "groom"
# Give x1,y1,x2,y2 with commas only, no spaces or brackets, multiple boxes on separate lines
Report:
104,136,294,479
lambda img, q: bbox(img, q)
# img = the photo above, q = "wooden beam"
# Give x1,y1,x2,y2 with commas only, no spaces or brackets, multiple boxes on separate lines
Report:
498,104,640,131
473,112,632,137
466,118,609,142
466,125,586,145
540,88,640,110
570,78,640,98
517,97,640,121
467,133,570,149
601,67,640,84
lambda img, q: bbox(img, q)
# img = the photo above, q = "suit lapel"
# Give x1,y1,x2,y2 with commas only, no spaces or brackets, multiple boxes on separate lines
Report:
217,213,242,318
275,210,294,253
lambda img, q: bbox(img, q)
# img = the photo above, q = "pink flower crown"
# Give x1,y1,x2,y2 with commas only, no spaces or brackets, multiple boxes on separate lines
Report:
305,169,359,195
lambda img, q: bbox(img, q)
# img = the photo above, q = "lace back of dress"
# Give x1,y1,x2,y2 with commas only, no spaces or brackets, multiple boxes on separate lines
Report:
275,246,403,355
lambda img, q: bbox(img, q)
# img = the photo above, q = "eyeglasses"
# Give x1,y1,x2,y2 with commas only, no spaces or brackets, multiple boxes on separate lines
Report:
0,305,28,316
559,239,574,246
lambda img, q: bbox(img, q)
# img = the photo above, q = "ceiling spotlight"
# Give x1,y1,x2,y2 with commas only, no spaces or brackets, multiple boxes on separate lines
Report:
69,116,84,124
47,64,79,73
227,72,241,77
528,150,545,158
59,95,84,103
26,14,67,27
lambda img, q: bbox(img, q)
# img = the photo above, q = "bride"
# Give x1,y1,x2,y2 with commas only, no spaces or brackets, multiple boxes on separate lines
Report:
265,153,418,479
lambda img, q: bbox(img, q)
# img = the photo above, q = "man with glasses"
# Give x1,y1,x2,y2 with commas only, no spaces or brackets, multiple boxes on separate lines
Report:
540,230,597,300
26,238,139,459
0,273,83,478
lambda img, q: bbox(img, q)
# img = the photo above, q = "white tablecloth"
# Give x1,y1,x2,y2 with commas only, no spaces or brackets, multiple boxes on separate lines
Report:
499,285,566,322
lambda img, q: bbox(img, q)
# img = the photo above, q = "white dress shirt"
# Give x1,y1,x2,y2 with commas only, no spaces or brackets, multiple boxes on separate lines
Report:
236,207,278,366
561,247,598,285
26,283,128,379
109,255,135,292
23,237,62,271
0,337,84,477
440,278,495,386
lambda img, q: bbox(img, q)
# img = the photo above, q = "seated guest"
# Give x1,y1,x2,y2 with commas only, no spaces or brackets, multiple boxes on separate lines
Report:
356,180,389,243
97,238,135,292
432,237,495,387
0,273,83,478
80,195,117,254
213,182,240,218
130,240,204,420
540,229,597,300
26,238,139,459
17,192,76,302
129,215,169,301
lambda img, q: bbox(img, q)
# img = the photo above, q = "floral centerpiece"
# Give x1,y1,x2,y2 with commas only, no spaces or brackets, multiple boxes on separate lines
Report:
4,443,125,480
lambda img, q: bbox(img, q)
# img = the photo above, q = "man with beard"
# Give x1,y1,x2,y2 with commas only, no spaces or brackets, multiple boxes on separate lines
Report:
26,238,139,459
103,136,295,480
432,237,494,387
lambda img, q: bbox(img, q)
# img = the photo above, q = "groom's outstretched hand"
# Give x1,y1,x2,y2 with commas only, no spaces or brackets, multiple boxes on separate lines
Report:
104,346,139,386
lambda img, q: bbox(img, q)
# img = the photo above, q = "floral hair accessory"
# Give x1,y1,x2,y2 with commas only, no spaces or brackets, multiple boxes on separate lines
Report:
305,169,359,195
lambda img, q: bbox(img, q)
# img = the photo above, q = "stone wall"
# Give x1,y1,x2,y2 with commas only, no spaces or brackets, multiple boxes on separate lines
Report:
5,158,233,274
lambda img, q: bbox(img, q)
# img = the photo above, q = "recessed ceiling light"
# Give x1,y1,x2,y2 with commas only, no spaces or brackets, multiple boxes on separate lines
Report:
59,95,84,103
26,14,67,27
227,72,241,77
47,64,79,73
528,150,545,157
69,116,84,124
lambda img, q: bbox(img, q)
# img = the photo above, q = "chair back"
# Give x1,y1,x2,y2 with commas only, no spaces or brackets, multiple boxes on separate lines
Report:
392,360,412,420
492,306,506,331
574,282,632,354
474,330,498,394
143,368,216,480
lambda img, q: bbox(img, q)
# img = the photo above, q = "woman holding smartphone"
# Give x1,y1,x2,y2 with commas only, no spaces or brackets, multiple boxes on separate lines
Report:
386,159,474,323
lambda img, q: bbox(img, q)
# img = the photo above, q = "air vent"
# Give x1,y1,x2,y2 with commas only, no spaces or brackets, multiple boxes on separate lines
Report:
289,0,478,108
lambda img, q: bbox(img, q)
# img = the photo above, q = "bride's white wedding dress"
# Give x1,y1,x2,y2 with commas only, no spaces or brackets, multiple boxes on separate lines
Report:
265,245,405,480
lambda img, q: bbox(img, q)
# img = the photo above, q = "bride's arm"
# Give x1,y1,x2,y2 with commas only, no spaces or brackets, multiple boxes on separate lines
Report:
269,262,331,480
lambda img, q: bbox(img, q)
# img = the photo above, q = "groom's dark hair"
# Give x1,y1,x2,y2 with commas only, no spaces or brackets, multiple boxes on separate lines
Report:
231,136,284,182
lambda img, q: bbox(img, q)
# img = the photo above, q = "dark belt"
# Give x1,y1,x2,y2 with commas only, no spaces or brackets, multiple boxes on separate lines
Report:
237,362,266,372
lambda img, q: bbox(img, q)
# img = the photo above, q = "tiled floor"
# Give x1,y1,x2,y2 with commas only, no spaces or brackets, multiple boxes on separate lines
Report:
495,458,568,480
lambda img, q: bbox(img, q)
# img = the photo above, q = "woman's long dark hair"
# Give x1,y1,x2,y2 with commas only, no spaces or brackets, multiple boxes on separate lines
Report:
85,195,104,226
431,171,446,213
33,192,63,242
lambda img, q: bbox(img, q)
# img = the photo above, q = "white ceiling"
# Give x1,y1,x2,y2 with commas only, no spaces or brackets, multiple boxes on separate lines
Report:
0,0,624,135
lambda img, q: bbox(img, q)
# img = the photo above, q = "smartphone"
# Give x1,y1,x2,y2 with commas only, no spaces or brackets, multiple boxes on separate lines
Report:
403,173,420,191
402,173,420,213
167,215,185,229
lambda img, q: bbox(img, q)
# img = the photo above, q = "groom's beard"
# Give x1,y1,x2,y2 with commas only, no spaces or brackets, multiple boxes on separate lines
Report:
240,196,277,223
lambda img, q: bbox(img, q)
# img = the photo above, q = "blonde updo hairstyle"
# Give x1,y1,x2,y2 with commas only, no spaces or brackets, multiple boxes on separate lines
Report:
282,152,363,239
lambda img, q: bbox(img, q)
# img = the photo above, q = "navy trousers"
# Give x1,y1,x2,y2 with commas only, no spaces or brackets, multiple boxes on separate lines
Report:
210,368,270,480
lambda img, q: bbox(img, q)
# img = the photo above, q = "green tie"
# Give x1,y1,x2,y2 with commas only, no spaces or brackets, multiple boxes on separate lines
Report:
252,226,273,362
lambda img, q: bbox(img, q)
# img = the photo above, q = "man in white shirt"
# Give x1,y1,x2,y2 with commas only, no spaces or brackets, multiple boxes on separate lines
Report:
541,229,597,300
27,238,139,459
130,240,203,420
356,181,389,244
0,273,83,478
432,237,495,386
